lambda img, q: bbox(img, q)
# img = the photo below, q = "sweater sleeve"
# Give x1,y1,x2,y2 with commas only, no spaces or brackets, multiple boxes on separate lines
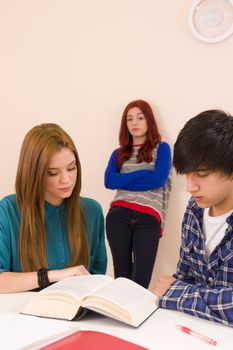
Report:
104,149,150,189
124,142,172,191
105,143,171,191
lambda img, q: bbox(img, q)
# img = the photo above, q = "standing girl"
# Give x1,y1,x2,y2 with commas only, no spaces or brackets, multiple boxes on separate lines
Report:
0,123,107,293
105,100,171,288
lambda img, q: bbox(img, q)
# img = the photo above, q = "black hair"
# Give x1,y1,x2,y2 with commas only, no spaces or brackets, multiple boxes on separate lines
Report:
173,109,233,175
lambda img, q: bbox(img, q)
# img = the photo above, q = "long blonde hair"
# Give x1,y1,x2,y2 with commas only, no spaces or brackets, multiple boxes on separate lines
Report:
15,123,89,271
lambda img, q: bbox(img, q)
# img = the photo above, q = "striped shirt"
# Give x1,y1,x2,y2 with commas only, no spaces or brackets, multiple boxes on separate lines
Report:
159,197,233,326
104,142,172,234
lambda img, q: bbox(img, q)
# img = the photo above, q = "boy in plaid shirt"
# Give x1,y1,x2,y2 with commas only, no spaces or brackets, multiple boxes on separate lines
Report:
154,109,233,326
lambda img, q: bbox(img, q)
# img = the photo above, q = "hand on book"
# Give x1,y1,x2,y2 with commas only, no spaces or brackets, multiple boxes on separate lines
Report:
48,265,90,283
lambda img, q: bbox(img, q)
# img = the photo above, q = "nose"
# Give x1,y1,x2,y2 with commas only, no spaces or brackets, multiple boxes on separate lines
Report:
186,174,199,193
60,171,70,184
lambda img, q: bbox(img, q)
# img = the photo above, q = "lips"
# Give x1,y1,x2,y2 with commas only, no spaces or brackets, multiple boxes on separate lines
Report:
193,196,203,202
59,187,72,192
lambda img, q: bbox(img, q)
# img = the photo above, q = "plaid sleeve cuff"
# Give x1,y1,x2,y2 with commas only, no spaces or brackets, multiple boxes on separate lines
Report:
159,279,233,326
158,279,191,310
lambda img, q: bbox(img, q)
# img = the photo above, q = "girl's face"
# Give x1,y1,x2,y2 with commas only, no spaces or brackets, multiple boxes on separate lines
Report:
126,107,148,144
45,147,77,206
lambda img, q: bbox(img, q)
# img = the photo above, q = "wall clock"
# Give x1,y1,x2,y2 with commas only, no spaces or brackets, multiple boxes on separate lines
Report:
188,0,233,43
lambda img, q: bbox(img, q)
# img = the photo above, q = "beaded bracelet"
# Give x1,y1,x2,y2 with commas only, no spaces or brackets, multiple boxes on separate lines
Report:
37,268,50,290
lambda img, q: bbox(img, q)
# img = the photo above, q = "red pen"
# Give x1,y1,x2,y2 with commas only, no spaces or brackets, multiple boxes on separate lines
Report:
176,324,217,346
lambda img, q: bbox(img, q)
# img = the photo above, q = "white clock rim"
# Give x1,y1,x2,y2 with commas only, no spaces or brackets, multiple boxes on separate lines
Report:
188,0,233,43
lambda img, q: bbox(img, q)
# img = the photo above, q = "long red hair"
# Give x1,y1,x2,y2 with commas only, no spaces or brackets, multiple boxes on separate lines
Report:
116,100,161,169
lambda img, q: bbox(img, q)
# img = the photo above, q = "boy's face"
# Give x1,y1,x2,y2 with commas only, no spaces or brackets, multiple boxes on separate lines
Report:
185,171,233,216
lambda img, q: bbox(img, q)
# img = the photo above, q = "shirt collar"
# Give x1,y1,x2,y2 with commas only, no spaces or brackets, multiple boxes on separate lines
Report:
189,196,233,224
45,201,65,218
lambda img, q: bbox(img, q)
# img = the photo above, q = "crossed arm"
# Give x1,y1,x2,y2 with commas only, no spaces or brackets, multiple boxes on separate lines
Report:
104,142,171,191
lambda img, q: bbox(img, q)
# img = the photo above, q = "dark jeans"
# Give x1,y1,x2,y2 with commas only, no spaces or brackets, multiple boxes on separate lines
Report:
106,206,160,289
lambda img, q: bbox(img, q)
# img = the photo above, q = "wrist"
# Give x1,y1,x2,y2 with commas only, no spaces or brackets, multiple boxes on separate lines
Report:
47,269,61,283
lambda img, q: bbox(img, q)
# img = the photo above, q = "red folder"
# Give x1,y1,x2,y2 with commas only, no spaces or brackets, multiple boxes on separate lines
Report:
41,330,149,350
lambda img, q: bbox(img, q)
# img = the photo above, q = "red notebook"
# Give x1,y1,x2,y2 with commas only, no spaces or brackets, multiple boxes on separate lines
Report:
41,330,149,350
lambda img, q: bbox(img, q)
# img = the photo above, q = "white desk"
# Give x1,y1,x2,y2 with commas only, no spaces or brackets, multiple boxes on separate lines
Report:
0,292,232,350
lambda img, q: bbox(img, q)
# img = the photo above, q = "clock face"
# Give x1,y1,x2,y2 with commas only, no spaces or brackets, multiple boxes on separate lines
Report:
188,0,233,43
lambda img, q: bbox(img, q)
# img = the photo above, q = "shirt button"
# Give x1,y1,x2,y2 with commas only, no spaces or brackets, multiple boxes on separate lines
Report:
208,277,213,282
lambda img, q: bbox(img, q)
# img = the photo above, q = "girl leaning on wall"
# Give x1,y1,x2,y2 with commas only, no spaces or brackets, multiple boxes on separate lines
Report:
104,100,172,289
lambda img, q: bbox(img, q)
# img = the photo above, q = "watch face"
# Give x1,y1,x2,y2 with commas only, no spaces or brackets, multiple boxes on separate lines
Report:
188,0,233,43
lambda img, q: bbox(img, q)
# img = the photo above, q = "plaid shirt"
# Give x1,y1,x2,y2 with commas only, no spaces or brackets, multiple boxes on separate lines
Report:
159,197,233,327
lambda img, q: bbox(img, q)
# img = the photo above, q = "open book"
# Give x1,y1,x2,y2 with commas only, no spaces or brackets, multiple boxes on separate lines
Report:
22,275,158,327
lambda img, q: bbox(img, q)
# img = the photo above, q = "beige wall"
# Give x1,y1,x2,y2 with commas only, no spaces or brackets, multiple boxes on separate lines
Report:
1,1,233,288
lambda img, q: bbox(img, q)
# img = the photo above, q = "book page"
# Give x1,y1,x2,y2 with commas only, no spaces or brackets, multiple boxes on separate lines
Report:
82,277,158,326
38,274,113,299
22,275,113,320
84,277,157,307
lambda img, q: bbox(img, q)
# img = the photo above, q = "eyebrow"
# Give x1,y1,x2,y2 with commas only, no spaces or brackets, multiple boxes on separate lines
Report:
127,112,144,117
48,160,76,170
